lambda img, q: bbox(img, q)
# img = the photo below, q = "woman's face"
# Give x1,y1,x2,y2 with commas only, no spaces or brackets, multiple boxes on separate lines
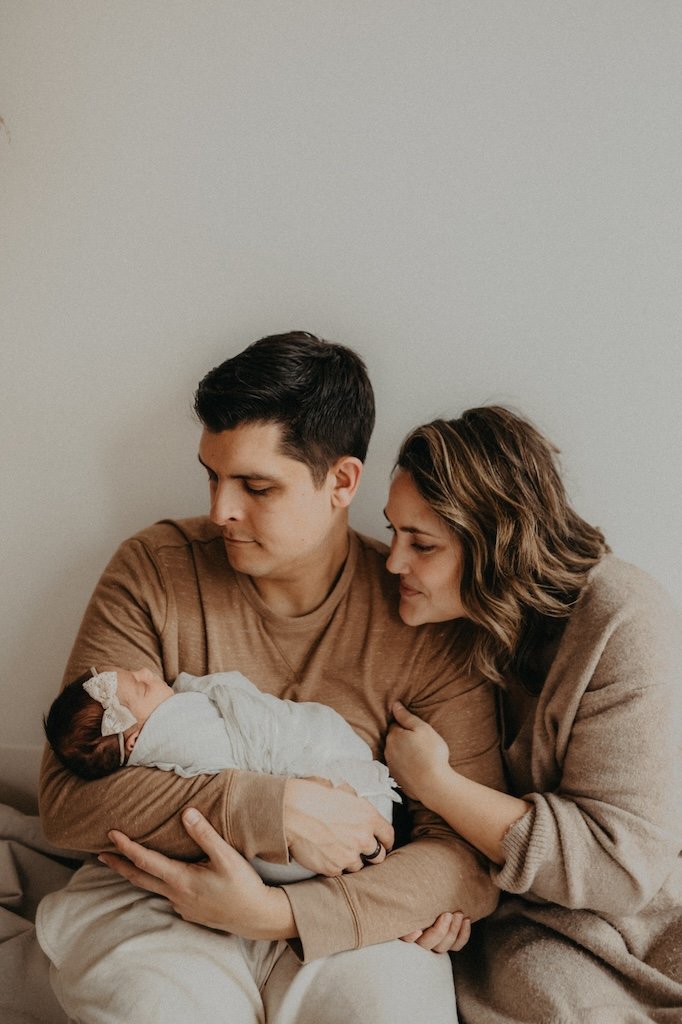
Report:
385,470,468,627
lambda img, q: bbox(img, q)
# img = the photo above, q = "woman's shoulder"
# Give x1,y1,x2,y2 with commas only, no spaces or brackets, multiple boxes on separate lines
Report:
567,554,682,678
537,557,681,733
582,554,678,624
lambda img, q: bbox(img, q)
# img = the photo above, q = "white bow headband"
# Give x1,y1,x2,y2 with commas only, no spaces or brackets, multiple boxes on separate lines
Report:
84,669,137,766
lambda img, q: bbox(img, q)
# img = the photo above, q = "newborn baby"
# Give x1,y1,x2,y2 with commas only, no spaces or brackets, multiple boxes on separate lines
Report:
44,666,399,883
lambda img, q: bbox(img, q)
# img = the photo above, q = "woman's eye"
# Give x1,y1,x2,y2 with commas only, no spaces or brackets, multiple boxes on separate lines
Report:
245,484,272,496
413,543,436,553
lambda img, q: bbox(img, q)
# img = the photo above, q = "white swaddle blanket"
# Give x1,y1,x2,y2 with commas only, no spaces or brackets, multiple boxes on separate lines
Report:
128,670,400,883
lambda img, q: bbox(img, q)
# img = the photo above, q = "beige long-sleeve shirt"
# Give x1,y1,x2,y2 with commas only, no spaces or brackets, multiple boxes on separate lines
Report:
39,518,504,961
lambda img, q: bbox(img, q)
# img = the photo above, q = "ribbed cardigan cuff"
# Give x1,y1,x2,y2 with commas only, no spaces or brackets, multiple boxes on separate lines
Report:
493,800,547,894
283,876,358,962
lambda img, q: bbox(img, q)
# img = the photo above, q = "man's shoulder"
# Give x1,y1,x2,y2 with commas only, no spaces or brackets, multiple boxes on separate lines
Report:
125,516,222,555
351,528,389,563
352,528,389,556
349,529,394,597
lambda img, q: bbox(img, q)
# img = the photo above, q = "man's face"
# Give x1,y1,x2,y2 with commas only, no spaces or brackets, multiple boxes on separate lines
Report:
198,422,341,583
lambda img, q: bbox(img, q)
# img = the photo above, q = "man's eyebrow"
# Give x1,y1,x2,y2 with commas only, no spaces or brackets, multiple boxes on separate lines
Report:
382,509,439,538
196,454,276,482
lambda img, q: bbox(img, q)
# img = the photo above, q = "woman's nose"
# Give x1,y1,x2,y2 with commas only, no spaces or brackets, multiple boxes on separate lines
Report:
386,540,406,575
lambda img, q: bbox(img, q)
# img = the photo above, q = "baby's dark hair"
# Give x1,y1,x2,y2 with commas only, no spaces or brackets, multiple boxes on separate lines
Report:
44,670,123,780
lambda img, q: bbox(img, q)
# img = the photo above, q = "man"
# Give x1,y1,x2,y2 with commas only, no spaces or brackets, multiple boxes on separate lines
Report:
38,332,504,1023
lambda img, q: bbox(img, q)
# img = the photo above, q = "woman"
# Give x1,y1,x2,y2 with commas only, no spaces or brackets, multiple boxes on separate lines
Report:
384,406,681,1024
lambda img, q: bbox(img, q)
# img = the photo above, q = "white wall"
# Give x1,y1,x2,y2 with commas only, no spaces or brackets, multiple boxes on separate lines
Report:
2,1,681,756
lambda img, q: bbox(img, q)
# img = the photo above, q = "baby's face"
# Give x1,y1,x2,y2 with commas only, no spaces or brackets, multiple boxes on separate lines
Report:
110,667,174,725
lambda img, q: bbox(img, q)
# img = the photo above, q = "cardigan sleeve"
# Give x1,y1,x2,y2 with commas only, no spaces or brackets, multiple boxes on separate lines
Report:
494,574,681,915
38,535,289,864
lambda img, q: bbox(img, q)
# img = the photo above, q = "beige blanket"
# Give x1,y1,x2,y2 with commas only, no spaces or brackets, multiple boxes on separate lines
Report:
0,802,82,1024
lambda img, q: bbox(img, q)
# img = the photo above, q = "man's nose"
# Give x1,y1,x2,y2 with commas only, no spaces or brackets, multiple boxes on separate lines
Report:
209,484,242,525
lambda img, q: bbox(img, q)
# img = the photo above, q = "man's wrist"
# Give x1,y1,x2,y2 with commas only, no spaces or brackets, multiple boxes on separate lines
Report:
230,770,290,864
282,776,329,847
255,886,298,941
282,777,297,846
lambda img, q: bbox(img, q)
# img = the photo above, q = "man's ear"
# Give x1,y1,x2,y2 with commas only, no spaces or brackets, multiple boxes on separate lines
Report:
329,456,363,508
124,728,140,755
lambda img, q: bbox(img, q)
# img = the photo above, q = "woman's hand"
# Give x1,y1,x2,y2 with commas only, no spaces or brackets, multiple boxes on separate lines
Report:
99,808,296,940
401,911,471,953
388,702,532,865
385,701,452,803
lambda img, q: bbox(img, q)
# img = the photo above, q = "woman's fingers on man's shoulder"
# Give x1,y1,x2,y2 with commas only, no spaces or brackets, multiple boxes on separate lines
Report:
391,701,422,728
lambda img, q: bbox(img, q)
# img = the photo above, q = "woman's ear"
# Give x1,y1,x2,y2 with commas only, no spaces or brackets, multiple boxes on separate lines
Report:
124,728,140,755
329,456,363,509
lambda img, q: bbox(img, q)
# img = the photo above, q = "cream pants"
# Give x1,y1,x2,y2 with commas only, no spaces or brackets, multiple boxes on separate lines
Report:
37,862,458,1024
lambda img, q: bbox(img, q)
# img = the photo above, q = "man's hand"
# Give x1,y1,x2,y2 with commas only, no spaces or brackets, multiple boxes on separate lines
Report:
284,777,394,875
99,808,296,940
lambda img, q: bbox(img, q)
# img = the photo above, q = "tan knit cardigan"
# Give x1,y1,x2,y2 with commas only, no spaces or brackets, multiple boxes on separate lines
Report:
455,555,682,1023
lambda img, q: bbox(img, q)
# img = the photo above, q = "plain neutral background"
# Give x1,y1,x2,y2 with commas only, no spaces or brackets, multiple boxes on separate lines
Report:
2,2,681,778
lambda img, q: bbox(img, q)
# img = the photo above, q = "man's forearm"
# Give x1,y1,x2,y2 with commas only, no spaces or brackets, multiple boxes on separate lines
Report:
40,747,289,861
284,831,498,962
102,812,300,941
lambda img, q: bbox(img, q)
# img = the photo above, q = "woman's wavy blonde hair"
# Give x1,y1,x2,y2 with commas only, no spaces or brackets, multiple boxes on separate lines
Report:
396,406,609,686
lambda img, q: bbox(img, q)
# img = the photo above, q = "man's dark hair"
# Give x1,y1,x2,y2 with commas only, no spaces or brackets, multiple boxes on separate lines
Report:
194,331,375,486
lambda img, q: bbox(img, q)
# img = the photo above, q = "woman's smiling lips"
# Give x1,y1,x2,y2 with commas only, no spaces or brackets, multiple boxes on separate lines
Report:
399,581,422,598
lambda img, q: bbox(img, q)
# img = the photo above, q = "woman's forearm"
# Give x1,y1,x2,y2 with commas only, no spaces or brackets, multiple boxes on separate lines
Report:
386,702,531,865
424,769,532,865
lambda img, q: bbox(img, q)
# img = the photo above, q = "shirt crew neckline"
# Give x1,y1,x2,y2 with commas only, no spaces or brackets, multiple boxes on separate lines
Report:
231,529,360,632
